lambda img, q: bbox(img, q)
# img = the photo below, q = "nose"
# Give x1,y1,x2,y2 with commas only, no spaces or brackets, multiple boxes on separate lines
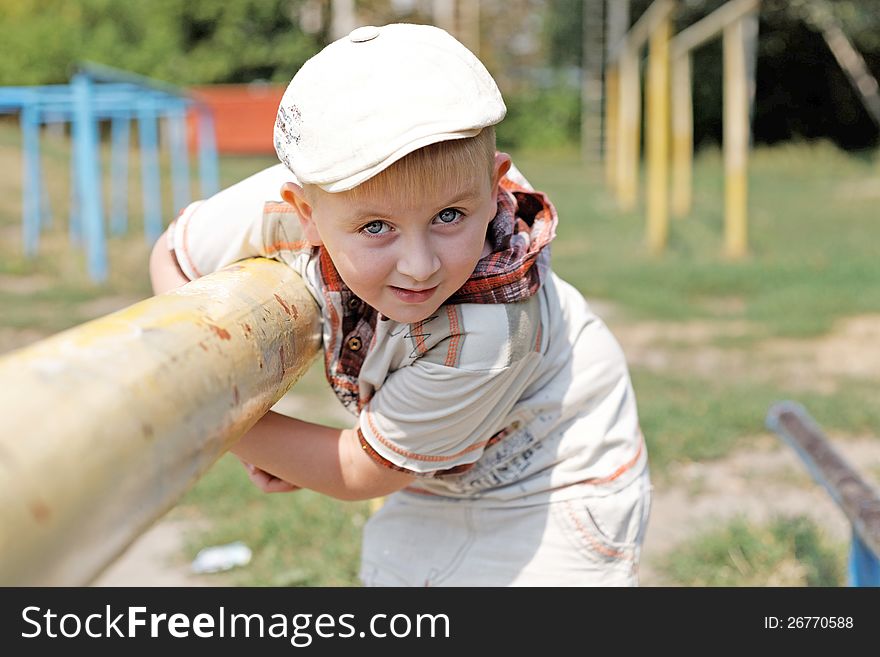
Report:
396,236,441,283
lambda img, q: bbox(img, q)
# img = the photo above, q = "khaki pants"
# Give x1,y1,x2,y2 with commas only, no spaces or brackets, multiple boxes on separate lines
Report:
360,468,652,587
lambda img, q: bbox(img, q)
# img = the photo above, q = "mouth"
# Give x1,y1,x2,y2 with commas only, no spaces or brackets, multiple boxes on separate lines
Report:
389,285,439,304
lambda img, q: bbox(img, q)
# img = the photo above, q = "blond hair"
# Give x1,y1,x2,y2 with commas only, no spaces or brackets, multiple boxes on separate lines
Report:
304,126,496,206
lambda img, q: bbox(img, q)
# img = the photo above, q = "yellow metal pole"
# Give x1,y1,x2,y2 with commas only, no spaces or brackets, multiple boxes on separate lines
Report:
0,258,321,585
723,17,750,258
604,62,620,190
617,46,641,211
646,14,671,253
671,53,693,217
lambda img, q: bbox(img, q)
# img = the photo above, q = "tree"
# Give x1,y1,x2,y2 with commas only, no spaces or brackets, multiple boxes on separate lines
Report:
0,0,321,85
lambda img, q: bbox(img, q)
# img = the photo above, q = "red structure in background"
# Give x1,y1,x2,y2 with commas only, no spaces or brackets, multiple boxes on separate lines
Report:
187,83,286,154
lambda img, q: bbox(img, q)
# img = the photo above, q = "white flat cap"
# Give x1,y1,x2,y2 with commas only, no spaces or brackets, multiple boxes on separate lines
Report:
274,23,506,192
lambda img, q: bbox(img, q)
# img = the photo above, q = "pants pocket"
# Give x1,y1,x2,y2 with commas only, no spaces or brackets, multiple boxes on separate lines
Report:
552,474,652,565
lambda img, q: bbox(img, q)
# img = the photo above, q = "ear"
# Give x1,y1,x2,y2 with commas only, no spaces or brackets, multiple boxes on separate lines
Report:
280,182,323,246
491,152,512,199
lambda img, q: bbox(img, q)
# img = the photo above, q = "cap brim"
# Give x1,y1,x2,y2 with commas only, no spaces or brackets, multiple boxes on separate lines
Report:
313,129,483,192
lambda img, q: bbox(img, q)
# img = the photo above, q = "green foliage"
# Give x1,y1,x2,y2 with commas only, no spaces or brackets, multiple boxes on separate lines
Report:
543,0,582,68
659,515,845,586
0,0,320,85
4,0,880,151
496,84,581,151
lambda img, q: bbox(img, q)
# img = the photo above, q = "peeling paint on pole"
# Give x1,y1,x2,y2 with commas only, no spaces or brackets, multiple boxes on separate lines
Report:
0,258,320,585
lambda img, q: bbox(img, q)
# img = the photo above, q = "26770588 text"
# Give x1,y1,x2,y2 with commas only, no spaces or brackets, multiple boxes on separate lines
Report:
764,617,853,630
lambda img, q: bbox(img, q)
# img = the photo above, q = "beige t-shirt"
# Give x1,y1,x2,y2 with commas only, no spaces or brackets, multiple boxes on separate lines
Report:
169,164,646,504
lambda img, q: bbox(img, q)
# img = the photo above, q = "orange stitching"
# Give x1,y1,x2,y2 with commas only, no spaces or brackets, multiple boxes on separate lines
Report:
570,436,645,488
444,306,461,367
410,318,429,356
357,428,418,474
364,406,488,462
563,500,630,560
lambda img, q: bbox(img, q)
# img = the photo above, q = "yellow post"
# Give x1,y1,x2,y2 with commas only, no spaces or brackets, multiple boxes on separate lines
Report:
723,17,749,258
0,259,321,585
646,14,671,253
604,62,620,190
671,53,693,217
617,46,641,211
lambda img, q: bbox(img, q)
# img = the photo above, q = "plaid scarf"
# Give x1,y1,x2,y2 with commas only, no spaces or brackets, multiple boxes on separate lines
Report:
447,176,557,305
317,176,558,411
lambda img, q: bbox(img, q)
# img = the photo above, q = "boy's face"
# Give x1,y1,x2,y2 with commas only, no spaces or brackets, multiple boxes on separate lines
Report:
283,153,511,324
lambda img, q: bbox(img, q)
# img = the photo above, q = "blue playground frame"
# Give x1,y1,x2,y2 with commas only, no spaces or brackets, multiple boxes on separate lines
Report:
0,62,220,283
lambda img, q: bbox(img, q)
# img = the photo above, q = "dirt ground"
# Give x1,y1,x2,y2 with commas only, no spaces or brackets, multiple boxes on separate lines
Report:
612,308,880,584
83,307,880,587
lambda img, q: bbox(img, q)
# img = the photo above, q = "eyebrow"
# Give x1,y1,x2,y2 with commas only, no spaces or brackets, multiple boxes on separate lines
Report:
347,185,484,223
440,187,483,207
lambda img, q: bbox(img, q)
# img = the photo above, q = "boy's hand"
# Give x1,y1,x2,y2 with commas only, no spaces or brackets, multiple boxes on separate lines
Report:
235,456,301,494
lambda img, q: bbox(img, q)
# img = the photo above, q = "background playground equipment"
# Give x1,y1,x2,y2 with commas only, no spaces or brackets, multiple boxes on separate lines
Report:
602,0,880,258
670,0,759,259
0,62,220,283
604,0,758,258
0,259,320,586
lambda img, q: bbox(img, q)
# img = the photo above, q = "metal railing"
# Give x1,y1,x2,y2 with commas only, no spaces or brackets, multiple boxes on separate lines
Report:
0,258,320,585
766,401,880,587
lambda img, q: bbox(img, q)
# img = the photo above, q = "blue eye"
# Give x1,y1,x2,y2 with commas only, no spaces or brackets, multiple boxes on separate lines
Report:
436,208,462,224
363,220,390,235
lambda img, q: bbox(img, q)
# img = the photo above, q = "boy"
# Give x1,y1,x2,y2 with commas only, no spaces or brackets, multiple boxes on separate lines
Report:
150,23,650,586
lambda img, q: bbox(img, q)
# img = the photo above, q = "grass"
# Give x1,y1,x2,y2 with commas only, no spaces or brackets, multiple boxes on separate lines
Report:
515,142,880,338
633,370,880,476
657,515,846,587
1,120,878,586
179,454,368,586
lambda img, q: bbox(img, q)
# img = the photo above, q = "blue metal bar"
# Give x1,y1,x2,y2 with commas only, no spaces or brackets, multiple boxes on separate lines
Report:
167,103,191,218
109,114,131,236
69,142,81,246
21,104,41,257
849,532,880,587
197,110,219,197
34,94,187,117
767,401,880,588
137,99,162,244
72,73,107,283
1,85,185,114
78,61,190,98
40,151,53,231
